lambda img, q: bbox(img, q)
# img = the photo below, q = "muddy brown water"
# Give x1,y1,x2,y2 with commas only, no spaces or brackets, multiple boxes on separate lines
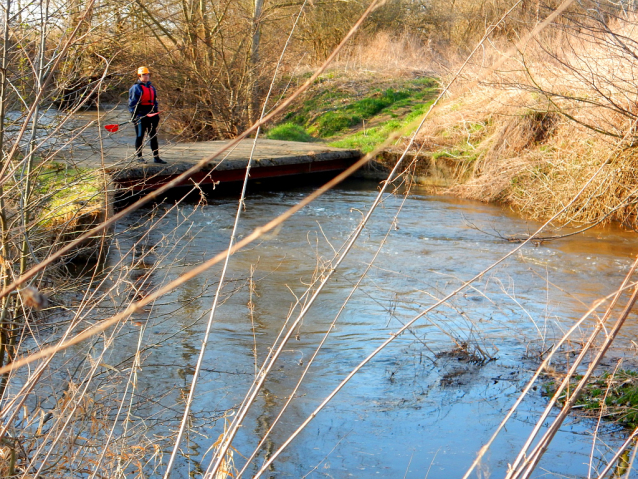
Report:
74,177,636,478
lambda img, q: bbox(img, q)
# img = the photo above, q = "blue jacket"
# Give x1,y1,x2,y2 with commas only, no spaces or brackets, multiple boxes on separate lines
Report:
128,80,158,117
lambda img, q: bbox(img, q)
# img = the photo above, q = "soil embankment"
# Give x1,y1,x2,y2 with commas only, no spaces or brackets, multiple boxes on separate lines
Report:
363,148,459,190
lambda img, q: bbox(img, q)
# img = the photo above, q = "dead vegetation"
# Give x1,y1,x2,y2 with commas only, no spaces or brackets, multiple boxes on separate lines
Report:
435,342,495,387
401,9,638,229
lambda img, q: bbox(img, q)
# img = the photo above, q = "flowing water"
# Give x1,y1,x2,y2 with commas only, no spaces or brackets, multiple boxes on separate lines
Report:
82,178,638,478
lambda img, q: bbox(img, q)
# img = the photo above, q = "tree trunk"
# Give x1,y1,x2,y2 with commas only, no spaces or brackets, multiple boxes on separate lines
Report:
248,0,263,126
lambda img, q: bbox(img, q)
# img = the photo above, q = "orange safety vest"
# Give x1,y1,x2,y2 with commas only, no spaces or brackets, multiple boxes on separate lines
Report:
140,85,155,106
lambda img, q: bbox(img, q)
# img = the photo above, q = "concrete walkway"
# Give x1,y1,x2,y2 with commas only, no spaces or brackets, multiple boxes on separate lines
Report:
51,107,361,191
58,138,361,191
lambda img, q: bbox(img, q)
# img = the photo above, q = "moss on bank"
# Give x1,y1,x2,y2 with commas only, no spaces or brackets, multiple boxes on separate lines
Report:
37,162,104,227
36,162,110,260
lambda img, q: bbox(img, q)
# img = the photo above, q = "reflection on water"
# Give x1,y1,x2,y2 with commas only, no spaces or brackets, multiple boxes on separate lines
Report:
100,180,636,477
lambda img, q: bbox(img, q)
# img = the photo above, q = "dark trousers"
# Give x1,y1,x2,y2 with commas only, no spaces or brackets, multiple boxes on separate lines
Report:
134,115,160,158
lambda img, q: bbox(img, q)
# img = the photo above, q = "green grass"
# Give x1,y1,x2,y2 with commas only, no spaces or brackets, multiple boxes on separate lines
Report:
311,111,362,138
283,88,349,127
266,123,314,142
328,101,434,153
544,370,638,429
329,129,384,153
277,75,440,145
37,162,102,226
329,120,401,152
313,88,428,138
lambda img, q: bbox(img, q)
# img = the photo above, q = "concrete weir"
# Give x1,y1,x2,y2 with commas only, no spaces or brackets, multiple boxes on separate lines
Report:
98,139,362,192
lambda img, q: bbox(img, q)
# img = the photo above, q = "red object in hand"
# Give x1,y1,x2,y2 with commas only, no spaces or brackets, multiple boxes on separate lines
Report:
104,111,162,133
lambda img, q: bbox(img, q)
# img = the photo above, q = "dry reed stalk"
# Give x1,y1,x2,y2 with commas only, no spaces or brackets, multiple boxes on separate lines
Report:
588,359,623,479
208,429,238,479
596,426,638,478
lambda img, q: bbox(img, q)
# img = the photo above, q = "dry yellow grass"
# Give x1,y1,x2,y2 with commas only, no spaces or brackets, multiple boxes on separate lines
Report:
403,14,638,228
333,31,440,74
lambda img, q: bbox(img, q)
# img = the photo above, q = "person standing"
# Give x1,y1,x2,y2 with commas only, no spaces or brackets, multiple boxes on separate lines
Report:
128,66,166,164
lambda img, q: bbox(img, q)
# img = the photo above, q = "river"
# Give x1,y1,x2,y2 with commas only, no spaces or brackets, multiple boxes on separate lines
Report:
71,177,637,478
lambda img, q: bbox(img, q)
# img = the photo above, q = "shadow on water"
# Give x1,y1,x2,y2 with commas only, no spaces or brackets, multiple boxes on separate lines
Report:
113,171,346,210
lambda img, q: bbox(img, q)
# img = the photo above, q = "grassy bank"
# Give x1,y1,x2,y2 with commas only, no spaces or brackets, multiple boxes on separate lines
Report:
263,22,638,232
35,162,110,261
403,89,638,228
266,71,439,153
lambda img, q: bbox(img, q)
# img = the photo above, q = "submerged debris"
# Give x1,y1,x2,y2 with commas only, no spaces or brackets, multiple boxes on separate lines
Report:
435,342,495,365
435,342,496,387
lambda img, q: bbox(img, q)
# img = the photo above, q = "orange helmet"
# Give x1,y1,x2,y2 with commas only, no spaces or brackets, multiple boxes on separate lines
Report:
137,66,150,76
